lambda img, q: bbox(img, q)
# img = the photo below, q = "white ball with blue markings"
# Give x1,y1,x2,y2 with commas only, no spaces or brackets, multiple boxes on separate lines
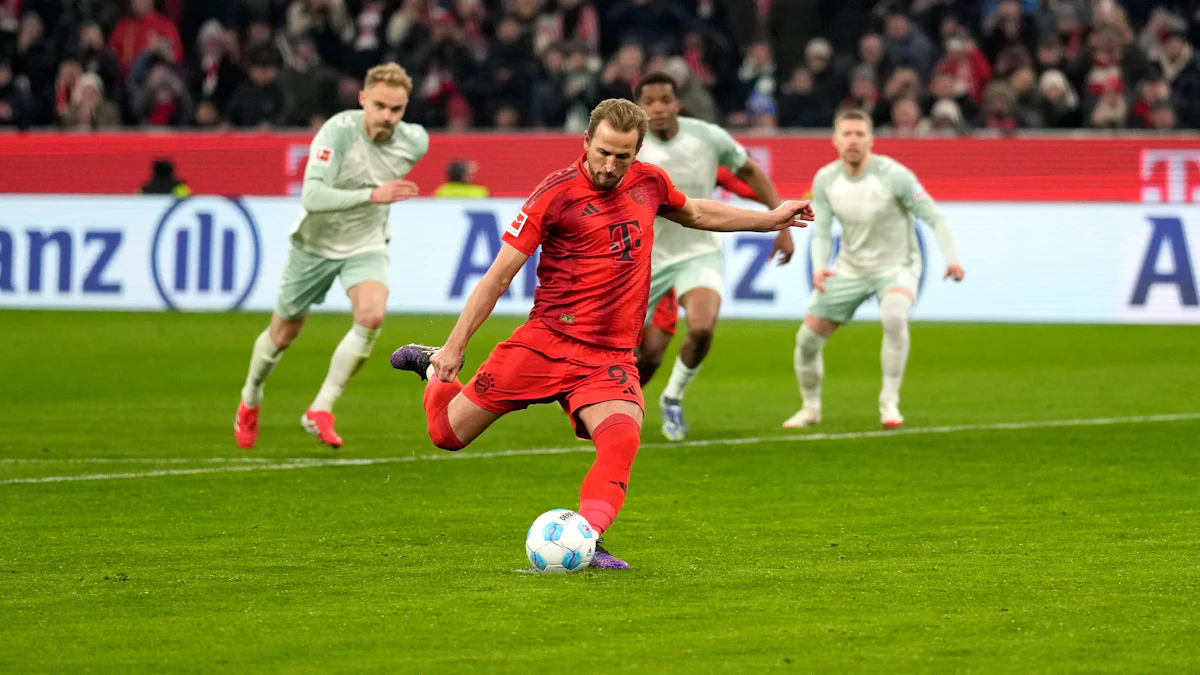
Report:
525,509,597,574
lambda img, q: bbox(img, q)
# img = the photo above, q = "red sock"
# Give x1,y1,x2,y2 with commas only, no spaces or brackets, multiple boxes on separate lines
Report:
578,414,641,534
423,378,466,450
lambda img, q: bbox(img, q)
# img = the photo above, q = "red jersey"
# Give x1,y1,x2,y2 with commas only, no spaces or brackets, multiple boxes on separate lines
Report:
502,155,688,349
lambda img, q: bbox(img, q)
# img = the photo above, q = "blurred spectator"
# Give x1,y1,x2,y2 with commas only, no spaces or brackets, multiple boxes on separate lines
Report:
926,69,979,121
446,93,472,130
434,160,489,198
77,22,123,100
141,158,191,197
409,12,477,128
1130,69,1171,128
843,64,880,121
805,37,843,117
1037,69,1081,128
746,86,776,130
982,0,1037,62
1146,101,1178,130
1035,34,1066,74
13,11,56,111
1051,0,1089,62
766,0,823,79
880,66,922,116
1089,87,1128,129
109,0,184,75
1078,26,1149,102
286,0,352,70
855,33,891,83
385,0,432,60
185,20,242,113
194,100,224,129
534,0,599,58
976,79,1022,131
663,56,714,123
243,19,279,61
59,73,120,129
736,39,775,111
776,66,824,128
494,103,520,129
280,34,338,128
478,15,537,124
1008,66,1044,127
226,47,291,128
132,59,192,127
1158,30,1200,127
882,96,929,135
930,98,967,133
530,43,566,126
884,10,937,78
603,0,689,56
559,40,600,131
934,33,993,103
344,0,388,77
50,58,83,127
600,42,642,100
335,73,360,112
0,57,34,129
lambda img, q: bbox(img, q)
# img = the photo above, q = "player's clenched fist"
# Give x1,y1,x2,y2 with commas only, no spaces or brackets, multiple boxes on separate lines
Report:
944,264,965,282
370,179,420,204
431,345,465,382
813,267,835,293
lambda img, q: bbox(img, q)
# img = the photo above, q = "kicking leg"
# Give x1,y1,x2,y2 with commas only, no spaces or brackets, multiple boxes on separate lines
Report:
235,313,305,449
659,287,720,441
878,290,913,429
303,281,388,448
785,315,838,428
576,400,643,569
390,344,498,450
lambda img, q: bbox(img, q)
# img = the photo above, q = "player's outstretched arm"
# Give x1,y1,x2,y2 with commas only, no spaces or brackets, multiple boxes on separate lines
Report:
736,160,795,264
431,243,530,382
663,197,814,233
897,170,964,282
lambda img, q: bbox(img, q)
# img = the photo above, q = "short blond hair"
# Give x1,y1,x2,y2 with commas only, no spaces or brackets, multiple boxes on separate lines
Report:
364,62,413,93
834,108,873,130
587,98,649,148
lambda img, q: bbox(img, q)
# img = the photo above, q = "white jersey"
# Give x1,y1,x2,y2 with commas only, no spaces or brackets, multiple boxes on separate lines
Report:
637,117,750,269
809,154,959,279
290,110,429,259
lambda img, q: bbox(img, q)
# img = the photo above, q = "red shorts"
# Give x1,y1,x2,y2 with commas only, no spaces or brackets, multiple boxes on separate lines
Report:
463,319,644,439
650,290,679,336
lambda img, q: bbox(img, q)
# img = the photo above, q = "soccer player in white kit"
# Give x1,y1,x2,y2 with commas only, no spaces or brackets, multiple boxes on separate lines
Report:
785,109,964,429
233,63,429,449
635,72,793,442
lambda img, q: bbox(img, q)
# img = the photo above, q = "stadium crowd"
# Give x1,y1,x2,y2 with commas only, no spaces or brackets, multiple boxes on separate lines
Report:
1,0,1198,132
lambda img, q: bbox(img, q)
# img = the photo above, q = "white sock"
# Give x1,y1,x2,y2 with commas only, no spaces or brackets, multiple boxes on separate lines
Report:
311,323,380,412
661,356,701,401
241,329,284,407
794,325,826,410
879,294,912,407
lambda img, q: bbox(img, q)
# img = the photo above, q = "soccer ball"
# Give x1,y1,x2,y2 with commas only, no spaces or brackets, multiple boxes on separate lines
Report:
525,509,596,574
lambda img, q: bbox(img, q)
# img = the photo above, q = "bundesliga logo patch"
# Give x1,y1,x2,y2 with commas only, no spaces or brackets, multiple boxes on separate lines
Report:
313,147,334,165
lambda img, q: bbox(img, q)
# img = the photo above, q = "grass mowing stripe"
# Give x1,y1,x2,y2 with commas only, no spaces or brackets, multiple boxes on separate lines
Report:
3,412,1196,486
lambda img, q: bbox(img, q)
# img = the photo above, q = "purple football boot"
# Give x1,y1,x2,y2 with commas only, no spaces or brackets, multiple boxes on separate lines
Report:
390,344,439,380
590,540,630,570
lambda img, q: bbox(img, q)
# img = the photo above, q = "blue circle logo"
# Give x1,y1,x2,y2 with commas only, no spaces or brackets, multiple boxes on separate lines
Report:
151,197,261,311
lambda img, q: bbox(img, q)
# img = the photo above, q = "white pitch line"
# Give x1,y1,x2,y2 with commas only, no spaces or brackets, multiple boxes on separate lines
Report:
2,412,1197,487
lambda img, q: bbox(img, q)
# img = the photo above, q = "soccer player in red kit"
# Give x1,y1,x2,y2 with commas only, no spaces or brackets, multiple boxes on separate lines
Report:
390,99,813,569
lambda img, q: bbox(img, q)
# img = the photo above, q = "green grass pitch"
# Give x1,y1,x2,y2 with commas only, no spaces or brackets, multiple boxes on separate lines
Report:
1,310,1197,673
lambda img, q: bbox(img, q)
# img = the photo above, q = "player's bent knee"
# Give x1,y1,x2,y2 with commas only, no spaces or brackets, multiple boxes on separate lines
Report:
427,419,468,451
688,327,715,347
355,309,385,331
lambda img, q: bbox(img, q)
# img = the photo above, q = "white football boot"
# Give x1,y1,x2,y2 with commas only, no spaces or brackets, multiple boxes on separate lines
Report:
782,408,822,428
880,402,904,429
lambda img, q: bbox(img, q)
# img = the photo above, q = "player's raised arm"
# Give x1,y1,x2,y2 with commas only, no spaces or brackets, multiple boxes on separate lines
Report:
432,243,530,382
664,197,814,233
